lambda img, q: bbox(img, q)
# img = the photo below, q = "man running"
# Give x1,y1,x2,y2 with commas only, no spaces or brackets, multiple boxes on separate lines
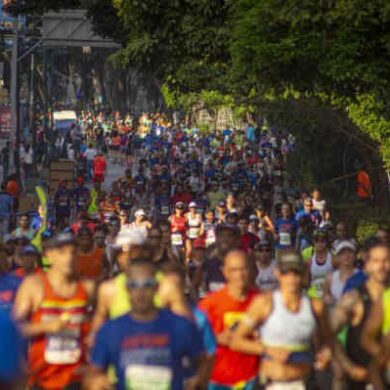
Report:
13,232,94,390
86,258,208,390
332,238,390,389
199,250,259,389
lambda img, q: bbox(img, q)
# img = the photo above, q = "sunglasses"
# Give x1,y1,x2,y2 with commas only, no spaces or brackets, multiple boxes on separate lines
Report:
259,248,271,252
127,278,157,290
280,269,302,276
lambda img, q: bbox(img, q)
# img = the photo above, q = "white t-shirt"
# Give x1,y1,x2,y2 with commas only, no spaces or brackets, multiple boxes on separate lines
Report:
84,148,97,161
24,149,33,164
312,198,326,213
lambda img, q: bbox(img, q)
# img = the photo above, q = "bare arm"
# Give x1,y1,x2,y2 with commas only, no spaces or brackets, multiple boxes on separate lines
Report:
83,366,112,390
361,300,384,359
90,282,112,336
13,276,68,337
230,293,272,355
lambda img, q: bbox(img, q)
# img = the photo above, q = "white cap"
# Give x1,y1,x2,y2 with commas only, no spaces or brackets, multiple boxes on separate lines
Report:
134,209,146,218
189,201,197,208
335,240,356,255
115,227,147,252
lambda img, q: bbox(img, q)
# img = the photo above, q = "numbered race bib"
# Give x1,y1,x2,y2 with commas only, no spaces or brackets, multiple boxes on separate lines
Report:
126,365,172,390
279,232,291,246
188,227,200,239
205,231,216,247
209,282,224,292
171,233,183,246
311,278,326,298
44,334,81,365
161,205,170,215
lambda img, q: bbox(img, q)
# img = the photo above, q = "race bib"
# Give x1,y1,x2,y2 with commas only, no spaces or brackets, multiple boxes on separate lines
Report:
188,227,200,239
126,365,172,390
171,233,183,246
311,278,326,298
161,205,170,215
44,334,81,365
209,282,224,292
205,230,216,247
279,232,291,246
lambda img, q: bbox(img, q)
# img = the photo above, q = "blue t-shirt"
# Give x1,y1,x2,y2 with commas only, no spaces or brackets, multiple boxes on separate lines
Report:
343,270,368,294
192,307,216,356
91,309,204,390
0,312,23,382
0,192,13,217
275,218,298,249
0,274,22,314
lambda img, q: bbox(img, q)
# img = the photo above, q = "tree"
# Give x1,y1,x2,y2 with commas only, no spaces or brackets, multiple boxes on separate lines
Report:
230,0,390,169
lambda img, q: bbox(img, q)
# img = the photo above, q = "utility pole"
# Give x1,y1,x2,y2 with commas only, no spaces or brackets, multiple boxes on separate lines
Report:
9,17,19,177
29,52,36,171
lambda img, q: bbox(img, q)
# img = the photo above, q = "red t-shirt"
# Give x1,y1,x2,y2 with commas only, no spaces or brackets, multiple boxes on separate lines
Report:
198,287,260,386
93,156,106,175
240,233,260,253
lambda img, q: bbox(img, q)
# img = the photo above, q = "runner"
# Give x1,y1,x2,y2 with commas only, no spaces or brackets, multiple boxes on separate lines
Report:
274,202,298,258
13,232,94,390
86,258,208,390
332,238,390,390
307,228,335,299
231,251,334,390
324,240,357,306
75,227,106,280
197,225,241,293
254,240,278,291
169,202,189,258
199,250,259,389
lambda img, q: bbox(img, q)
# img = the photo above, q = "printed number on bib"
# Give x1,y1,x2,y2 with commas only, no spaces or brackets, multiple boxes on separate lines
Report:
126,365,172,390
279,232,291,246
161,206,170,215
44,334,81,365
171,233,183,246
188,227,200,239
209,282,224,292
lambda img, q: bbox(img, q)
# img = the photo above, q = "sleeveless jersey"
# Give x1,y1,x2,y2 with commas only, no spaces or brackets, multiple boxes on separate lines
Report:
261,291,316,362
170,215,187,246
308,251,333,298
28,275,89,389
187,213,202,240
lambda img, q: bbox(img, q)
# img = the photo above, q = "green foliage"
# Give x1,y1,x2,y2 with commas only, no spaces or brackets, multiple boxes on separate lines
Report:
356,220,379,244
230,0,390,168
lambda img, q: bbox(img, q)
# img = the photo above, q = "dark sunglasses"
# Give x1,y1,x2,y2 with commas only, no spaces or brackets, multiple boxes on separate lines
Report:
259,248,271,252
280,269,302,276
127,278,157,290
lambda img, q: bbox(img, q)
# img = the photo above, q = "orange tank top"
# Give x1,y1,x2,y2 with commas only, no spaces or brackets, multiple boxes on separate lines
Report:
28,274,89,389
75,246,104,279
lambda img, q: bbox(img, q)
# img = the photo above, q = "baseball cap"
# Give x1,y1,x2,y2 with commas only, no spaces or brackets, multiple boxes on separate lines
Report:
175,202,185,209
46,233,76,249
278,251,304,273
334,240,356,255
115,227,148,252
134,209,146,218
189,201,197,208
249,214,259,222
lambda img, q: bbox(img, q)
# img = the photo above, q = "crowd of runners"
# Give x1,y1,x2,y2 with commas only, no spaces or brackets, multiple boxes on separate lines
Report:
0,111,389,390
